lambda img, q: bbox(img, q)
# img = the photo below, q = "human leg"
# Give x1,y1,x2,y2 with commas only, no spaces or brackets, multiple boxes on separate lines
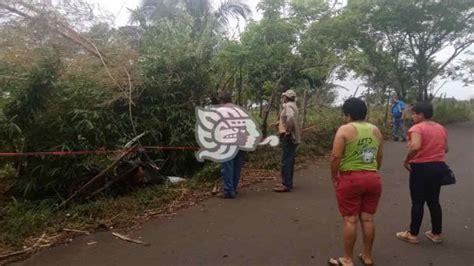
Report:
359,213,375,264
343,215,358,264
392,118,400,141
426,163,443,235
280,137,293,189
331,173,361,266
328,216,359,266
220,160,235,198
287,142,297,189
358,172,381,264
399,119,407,141
232,151,245,193
409,164,426,236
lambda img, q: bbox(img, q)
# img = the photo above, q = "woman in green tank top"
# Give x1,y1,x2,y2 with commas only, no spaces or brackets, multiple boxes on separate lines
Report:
328,98,384,266
339,122,380,172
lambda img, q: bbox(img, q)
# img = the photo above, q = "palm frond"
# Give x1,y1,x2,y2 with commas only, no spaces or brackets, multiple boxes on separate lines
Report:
128,8,146,26
133,0,182,24
324,83,350,91
214,0,251,27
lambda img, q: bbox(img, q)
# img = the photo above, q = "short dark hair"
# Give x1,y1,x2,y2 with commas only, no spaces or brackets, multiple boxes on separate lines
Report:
209,95,219,105
219,93,233,104
342,98,367,121
412,101,433,119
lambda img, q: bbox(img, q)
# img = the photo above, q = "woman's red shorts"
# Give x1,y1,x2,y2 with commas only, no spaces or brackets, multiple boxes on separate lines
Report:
336,171,382,216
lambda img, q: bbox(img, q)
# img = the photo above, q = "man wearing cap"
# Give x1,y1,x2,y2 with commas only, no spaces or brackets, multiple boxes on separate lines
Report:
274,89,301,192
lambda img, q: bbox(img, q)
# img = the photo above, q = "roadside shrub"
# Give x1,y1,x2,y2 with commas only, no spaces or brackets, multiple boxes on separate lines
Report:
0,199,54,246
433,98,472,124
0,23,213,199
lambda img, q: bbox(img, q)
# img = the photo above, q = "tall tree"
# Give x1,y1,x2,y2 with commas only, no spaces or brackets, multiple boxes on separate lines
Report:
366,0,474,101
132,0,251,32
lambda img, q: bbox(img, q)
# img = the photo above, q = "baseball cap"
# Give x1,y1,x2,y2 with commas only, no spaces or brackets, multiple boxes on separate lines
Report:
282,89,297,99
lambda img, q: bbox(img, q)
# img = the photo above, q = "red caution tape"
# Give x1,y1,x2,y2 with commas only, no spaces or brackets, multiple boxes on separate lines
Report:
142,146,199,151
0,150,124,158
0,125,318,158
0,146,199,158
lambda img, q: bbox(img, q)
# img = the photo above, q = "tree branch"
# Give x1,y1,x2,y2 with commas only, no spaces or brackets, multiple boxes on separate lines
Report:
0,2,105,61
426,40,474,85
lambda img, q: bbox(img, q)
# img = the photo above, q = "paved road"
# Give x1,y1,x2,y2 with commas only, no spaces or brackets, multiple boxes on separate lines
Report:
15,123,474,266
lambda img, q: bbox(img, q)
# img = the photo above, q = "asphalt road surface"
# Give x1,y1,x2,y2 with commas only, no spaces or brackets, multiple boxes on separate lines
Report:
15,122,474,266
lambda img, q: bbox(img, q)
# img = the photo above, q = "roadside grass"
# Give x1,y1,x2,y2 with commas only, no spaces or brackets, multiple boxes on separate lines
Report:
0,183,201,247
1,199,55,246
432,98,473,125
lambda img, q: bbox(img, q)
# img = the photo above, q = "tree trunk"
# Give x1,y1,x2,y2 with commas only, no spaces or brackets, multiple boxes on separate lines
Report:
416,83,431,102
424,86,430,102
302,89,308,129
261,78,283,138
238,64,243,106
261,90,276,138
366,86,371,121
384,93,390,126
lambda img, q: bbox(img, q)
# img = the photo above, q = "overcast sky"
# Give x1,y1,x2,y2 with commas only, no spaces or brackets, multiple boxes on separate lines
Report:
93,0,473,102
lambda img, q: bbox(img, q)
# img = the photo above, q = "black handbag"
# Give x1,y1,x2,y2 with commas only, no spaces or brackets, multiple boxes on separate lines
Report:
441,164,456,186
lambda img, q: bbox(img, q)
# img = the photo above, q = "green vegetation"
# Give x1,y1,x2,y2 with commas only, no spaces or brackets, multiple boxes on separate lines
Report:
0,121,340,248
433,98,473,125
0,184,193,246
0,0,472,251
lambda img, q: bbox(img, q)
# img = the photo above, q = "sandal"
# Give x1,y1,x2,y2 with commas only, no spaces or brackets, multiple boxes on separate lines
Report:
425,231,442,244
358,253,374,266
273,184,291,192
328,257,352,266
396,231,419,244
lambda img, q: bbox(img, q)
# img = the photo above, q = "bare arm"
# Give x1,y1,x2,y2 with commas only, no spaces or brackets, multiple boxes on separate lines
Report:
330,126,346,188
373,127,384,170
404,132,422,171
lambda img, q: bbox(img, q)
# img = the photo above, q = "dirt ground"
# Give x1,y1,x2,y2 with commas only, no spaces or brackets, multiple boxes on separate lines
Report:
13,122,474,266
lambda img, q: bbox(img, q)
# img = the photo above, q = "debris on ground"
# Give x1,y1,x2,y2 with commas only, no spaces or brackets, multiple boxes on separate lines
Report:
167,176,187,184
0,232,56,264
112,232,150,246
63,228,90,235
0,161,305,264
0,249,31,261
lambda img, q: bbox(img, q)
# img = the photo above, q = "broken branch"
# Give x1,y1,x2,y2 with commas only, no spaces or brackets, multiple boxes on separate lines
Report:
112,232,150,246
63,228,90,235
